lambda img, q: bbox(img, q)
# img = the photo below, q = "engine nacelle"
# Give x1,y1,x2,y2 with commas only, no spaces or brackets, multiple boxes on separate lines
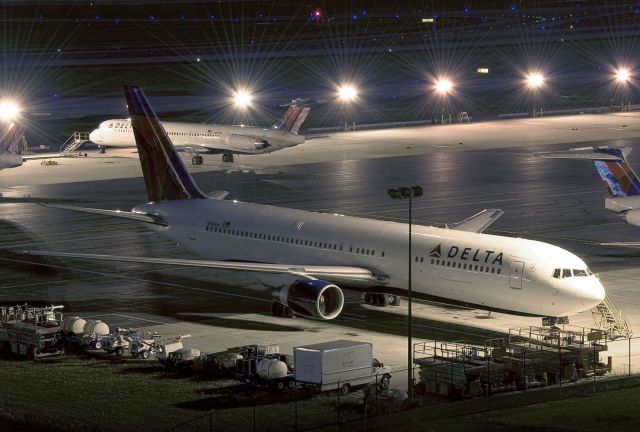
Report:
224,134,269,151
625,209,640,226
275,280,344,320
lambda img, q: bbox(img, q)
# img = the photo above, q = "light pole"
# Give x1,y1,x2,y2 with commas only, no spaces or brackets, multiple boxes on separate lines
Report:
525,71,545,116
388,185,423,399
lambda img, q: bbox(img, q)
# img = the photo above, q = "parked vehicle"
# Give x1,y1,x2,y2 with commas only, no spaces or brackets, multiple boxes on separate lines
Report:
294,340,391,394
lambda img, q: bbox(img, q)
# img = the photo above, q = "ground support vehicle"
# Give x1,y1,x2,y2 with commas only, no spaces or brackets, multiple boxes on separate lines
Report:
129,333,159,359
294,340,391,394
234,344,295,390
0,304,65,359
156,334,191,363
414,325,611,400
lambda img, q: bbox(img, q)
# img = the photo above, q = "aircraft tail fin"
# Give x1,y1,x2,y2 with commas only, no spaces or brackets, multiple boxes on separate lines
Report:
537,146,640,197
591,147,640,197
272,98,315,135
0,122,26,154
123,86,206,201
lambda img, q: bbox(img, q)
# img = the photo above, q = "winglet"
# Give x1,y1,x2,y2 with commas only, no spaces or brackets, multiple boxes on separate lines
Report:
449,209,504,233
123,86,206,201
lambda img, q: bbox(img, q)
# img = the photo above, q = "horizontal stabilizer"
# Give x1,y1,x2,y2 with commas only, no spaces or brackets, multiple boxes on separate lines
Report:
19,251,390,287
599,242,640,248
449,209,504,233
42,204,167,226
535,146,630,161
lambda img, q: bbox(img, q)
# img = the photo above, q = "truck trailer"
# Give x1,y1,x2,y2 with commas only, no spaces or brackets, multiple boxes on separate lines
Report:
294,340,391,394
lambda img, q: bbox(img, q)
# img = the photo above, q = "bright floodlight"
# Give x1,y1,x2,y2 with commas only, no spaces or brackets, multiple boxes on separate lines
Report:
526,72,545,89
0,102,19,121
616,68,631,83
338,84,358,102
232,89,253,108
434,78,453,95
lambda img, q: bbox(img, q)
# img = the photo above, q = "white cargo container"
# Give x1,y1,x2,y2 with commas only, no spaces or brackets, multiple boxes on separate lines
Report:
294,340,390,393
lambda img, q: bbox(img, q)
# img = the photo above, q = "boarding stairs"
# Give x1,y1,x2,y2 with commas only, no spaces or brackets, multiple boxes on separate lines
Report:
60,131,90,156
592,293,632,339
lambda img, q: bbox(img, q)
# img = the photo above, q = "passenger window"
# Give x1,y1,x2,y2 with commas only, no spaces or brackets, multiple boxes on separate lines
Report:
431,259,434,264
563,269,572,278
497,269,501,275
381,251,385,257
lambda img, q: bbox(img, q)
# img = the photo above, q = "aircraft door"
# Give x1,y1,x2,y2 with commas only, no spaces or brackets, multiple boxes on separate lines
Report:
509,261,524,289
189,215,199,240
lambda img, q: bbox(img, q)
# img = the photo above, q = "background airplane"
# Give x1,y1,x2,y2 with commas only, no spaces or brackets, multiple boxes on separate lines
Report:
88,97,314,164
0,121,25,170
24,86,605,323
537,146,640,229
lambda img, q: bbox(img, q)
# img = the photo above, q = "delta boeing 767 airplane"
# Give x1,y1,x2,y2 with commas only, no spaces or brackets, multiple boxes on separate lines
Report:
24,86,605,322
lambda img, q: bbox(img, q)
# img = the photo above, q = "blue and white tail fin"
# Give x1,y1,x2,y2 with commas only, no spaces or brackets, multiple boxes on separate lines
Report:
272,98,315,135
591,148,640,197
537,146,640,197
0,122,26,154
123,86,206,201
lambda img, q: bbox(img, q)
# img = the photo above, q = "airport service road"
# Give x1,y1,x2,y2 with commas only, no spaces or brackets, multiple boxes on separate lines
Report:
1,113,640,378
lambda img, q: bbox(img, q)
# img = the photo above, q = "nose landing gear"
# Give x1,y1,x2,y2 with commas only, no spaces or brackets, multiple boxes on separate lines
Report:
222,152,235,163
191,155,204,165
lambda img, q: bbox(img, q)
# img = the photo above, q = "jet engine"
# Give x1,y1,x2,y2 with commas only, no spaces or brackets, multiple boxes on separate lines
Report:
274,280,344,320
625,209,640,226
224,134,269,151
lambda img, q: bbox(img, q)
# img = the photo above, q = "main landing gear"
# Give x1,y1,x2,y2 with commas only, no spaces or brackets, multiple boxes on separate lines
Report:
191,154,204,165
221,152,234,163
271,301,294,318
364,293,401,307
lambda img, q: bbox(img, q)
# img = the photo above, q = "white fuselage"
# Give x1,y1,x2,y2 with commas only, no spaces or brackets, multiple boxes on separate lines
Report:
0,153,22,170
133,199,605,317
89,119,304,155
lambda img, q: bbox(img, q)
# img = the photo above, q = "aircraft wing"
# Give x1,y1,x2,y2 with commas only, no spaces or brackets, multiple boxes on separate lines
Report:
41,204,168,226
449,209,504,233
19,250,390,288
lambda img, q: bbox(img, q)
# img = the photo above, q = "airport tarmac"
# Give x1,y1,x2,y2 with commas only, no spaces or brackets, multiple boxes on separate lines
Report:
2,112,640,388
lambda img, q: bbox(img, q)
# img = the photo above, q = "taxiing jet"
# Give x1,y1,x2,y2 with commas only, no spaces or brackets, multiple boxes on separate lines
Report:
24,86,606,322
88,98,313,164
0,121,25,170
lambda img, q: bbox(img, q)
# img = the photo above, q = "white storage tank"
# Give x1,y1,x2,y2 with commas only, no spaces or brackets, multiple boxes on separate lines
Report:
83,320,110,337
62,316,86,335
257,358,288,380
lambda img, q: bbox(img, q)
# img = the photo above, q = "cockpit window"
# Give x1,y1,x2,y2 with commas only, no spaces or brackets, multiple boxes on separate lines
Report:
573,269,588,277
552,269,561,279
562,269,572,278
587,268,593,276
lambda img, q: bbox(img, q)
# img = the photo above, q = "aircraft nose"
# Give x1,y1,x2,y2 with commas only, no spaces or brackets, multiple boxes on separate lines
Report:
89,129,101,143
583,277,606,307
